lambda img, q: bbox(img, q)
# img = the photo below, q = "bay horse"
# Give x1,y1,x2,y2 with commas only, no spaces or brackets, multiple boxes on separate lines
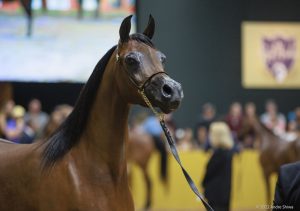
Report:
0,15,183,210
238,116,300,204
2,0,35,36
43,106,156,210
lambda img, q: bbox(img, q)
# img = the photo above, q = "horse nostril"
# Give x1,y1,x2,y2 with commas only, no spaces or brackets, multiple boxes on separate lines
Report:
162,84,173,98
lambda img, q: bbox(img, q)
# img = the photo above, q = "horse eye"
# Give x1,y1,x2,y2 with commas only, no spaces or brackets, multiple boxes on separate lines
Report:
160,55,166,64
125,56,139,67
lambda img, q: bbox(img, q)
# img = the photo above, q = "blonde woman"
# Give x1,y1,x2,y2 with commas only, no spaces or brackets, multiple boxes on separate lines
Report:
202,122,234,211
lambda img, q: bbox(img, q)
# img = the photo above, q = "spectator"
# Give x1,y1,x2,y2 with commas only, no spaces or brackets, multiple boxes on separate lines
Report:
3,105,34,143
295,107,300,130
196,103,217,148
273,161,300,209
24,99,49,138
239,102,257,148
202,122,234,211
283,108,299,142
225,102,243,136
260,100,286,137
176,128,195,151
0,100,15,138
244,102,256,119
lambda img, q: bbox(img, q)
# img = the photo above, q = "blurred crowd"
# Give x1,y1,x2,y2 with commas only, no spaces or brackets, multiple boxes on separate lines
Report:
0,99,72,143
185,100,299,151
130,99,300,152
0,99,47,143
1,98,300,151
194,100,300,150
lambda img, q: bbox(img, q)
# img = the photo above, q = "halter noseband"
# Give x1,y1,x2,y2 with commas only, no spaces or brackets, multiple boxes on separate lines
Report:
116,52,167,91
116,52,166,120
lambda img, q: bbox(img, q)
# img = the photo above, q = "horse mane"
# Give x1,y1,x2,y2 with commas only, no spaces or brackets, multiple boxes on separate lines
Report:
42,33,154,168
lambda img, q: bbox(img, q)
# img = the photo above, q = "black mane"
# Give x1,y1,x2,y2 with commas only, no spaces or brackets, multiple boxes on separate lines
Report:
42,45,117,167
42,33,154,167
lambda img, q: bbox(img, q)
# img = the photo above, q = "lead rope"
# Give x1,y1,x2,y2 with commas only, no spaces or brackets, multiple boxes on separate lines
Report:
138,90,214,211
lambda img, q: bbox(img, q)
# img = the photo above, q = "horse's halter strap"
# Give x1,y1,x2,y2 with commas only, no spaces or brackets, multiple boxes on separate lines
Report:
116,52,166,120
117,54,166,89
116,52,213,211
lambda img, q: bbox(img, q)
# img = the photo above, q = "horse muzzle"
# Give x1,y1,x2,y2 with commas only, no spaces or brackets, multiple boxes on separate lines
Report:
144,74,184,114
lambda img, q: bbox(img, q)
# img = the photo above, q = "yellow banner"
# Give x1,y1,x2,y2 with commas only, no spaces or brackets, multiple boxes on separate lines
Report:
242,22,300,89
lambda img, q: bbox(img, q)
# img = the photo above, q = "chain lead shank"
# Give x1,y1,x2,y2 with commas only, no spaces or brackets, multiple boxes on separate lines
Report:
138,89,214,211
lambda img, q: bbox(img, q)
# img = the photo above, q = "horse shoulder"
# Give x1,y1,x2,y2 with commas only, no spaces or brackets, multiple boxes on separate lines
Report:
0,142,43,210
37,154,133,211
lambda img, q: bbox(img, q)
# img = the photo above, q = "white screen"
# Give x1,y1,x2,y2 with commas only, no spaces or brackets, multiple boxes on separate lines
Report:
0,0,136,82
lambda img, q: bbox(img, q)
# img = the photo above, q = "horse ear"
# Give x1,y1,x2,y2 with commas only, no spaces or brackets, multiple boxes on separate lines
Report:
119,15,132,43
143,14,155,39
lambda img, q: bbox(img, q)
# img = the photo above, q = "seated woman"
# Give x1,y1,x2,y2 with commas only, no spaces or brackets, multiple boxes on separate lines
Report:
3,105,34,144
176,128,195,151
202,122,234,211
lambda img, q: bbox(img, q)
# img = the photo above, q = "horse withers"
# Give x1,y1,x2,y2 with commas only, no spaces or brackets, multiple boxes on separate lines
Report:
0,15,183,210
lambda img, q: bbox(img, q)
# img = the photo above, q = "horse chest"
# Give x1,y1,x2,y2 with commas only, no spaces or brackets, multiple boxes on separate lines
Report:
38,179,132,211
45,165,133,211
64,188,133,211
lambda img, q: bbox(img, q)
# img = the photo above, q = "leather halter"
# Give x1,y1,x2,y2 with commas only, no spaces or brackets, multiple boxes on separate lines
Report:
116,52,167,91
116,51,214,211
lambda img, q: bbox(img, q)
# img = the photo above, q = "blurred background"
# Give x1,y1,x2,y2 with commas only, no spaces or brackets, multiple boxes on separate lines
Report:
1,0,300,210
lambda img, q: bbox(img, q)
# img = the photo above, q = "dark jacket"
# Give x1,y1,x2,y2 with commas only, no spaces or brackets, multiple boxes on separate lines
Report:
202,148,233,208
273,161,300,210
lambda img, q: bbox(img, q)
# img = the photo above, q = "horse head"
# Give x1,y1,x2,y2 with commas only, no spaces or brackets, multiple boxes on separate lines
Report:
237,116,261,140
115,15,183,114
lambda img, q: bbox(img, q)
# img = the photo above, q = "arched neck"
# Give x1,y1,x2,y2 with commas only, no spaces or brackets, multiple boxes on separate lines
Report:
74,53,130,177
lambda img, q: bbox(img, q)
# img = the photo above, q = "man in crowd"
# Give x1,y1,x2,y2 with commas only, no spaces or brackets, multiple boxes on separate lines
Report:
273,161,300,209
24,98,49,138
196,103,217,148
